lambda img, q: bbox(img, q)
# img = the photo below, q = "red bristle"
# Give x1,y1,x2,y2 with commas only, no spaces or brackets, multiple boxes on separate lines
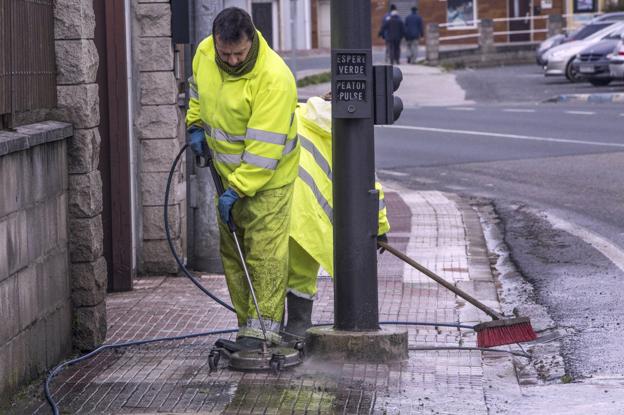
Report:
476,322,537,348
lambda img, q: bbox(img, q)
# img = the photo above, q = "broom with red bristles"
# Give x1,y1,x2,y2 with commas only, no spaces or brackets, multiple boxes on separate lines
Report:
378,241,537,347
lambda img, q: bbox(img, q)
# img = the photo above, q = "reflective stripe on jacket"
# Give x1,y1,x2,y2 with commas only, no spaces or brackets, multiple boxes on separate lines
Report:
186,31,299,197
290,97,391,276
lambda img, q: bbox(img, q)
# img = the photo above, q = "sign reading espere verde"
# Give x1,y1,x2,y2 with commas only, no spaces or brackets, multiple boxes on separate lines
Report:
332,50,372,119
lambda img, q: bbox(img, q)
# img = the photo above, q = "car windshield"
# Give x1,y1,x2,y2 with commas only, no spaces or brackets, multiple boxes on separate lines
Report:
605,30,624,39
569,23,611,40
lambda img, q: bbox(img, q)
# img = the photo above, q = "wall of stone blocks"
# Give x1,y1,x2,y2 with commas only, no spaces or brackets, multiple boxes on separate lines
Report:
0,123,73,401
135,0,186,275
53,0,108,351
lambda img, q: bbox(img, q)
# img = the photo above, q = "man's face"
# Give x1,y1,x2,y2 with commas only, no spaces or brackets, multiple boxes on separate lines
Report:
215,34,252,67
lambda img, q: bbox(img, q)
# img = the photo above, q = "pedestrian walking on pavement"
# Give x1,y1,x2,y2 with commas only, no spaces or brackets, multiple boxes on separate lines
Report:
283,95,391,340
379,4,397,64
404,7,424,64
186,7,300,349
380,9,405,65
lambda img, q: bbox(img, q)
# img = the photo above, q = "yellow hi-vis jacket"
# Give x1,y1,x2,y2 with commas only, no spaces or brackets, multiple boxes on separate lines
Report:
186,31,300,197
290,97,391,276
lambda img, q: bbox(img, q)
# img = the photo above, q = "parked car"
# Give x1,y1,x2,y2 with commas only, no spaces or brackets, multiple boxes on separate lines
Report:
537,33,568,65
543,22,624,81
536,13,624,66
571,33,623,86
608,36,624,80
593,12,624,22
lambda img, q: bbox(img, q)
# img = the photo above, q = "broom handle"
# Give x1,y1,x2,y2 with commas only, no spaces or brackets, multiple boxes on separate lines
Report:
378,241,504,320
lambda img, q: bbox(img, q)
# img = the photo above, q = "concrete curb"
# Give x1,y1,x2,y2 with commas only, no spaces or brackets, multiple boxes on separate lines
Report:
544,92,624,103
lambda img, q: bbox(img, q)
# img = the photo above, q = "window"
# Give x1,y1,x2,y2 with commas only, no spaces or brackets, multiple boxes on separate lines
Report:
447,0,477,29
574,0,597,13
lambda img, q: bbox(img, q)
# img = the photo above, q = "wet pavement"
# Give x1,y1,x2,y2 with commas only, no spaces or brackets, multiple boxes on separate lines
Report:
12,189,522,414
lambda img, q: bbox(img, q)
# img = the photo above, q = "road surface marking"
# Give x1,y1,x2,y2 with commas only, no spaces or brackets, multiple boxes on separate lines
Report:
380,125,624,149
503,108,536,113
448,107,475,111
377,169,408,177
544,212,624,273
565,110,595,115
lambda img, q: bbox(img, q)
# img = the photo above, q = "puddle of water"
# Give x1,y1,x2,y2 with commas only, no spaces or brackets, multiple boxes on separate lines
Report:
222,379,338,413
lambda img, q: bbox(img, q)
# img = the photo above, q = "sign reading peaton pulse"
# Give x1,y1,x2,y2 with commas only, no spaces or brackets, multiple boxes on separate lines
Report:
332,49,373,118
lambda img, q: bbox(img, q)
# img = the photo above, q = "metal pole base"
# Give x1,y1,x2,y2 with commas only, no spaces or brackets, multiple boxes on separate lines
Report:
306,326,408,363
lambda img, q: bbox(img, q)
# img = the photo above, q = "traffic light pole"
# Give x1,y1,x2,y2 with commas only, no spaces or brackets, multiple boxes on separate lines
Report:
332,0,379,331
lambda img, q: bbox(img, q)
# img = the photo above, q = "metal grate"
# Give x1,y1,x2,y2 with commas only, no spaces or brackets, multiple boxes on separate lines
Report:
579,53,603,62
0,0,56,120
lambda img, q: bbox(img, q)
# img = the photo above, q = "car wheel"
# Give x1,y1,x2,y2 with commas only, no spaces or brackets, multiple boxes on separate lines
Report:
589,78,612,86
565,59,582,82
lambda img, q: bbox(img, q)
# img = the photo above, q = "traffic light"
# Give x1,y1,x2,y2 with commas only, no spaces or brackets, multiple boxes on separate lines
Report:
373,65,403,125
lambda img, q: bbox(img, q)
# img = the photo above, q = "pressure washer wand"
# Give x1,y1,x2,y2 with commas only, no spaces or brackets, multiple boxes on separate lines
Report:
230,229,269,348
196,151,269,347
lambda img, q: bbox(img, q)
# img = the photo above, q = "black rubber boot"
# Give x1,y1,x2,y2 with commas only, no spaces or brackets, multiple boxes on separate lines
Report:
235,336,265,351
283,292,313,341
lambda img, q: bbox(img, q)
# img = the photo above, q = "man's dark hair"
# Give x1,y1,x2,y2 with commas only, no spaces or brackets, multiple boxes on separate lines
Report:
212,7,255,44
390,4,397,11
411,7,417,12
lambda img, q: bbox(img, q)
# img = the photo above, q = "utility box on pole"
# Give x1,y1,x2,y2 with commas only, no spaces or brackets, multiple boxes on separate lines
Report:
306,0,408,362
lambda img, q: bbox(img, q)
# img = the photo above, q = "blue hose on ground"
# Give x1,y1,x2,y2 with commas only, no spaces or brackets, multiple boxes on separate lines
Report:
43,144,529,414
44,328,238,415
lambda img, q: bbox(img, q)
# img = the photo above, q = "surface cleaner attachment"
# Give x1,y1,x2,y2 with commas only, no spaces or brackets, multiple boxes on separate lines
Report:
208,339,304,374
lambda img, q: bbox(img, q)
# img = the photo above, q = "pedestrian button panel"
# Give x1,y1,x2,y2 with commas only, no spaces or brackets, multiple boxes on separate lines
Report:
332,49,373,119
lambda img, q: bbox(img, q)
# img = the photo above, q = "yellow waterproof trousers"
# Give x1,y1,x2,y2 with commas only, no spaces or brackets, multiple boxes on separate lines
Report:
218,183,294,344
287,238,321,300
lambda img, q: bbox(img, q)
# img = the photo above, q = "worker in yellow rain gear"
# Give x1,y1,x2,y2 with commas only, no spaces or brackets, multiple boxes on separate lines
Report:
283,95,390,340
186,7,300,349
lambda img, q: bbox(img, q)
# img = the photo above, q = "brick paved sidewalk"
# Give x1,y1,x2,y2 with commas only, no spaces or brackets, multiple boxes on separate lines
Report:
15,189,519,414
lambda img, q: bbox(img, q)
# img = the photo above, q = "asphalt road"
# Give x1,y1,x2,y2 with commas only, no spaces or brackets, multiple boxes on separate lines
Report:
455,64,624,103
376,86,624,379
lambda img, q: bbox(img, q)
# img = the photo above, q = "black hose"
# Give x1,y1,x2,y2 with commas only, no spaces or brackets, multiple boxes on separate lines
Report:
408,346,530,358
44,328,237,415
167,146,479,333
165,144,236,313
313,321,475,330
380,320,475,330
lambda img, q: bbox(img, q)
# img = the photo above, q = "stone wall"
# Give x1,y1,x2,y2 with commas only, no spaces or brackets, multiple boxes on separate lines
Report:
135,0,185,274
0,123,73,401
53,0,108,350
436,42,538,68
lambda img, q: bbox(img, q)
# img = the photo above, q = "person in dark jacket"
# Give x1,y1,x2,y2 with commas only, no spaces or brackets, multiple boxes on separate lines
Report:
404,7,424,64
379,10,404,64
379,4,397,63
